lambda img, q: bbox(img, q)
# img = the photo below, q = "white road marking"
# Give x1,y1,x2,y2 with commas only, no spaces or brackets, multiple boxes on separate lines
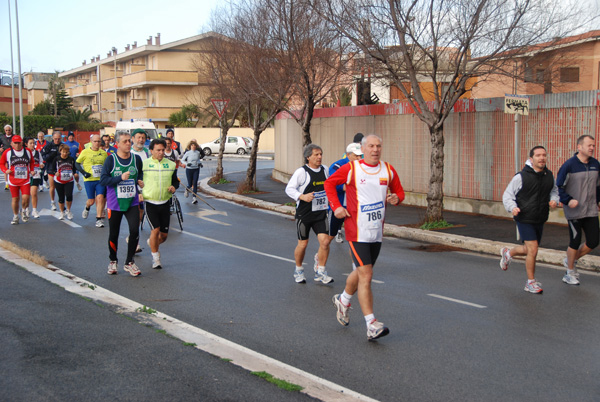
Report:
187,209,231,226
182,230,297,263
0,245,377,402
427,294,487,309
38,208,82,228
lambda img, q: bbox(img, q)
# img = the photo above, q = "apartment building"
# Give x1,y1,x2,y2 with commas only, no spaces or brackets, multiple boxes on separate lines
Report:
472,30,600,98
0,70,27,115
59,32,216,128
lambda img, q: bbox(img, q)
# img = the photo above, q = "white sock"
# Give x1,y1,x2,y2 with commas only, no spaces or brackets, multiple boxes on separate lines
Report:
152,252,160,260
364,314,375,326
295,266,303,272
341,291,352,306
527,279,536,284
317,265,325,272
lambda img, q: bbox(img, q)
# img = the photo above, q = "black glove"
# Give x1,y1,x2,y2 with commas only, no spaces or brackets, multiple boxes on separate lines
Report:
83,172,91,179
199,163,203,168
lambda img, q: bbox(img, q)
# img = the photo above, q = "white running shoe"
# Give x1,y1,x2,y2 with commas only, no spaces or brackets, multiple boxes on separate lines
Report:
499,247,511,271
294,269,306,283
562,271,580,285
51,201,57,211
192,197,198,205
314,268,334,284
152,254,162,269
58,211,65,220
524,280,543,293
39,186,44,192
95,219,104,228
184,188,189,198
32,209,40,219
124,262,141,276
66,210,73,220
335,231,343,243
77,183,82,191
21,210,29,223
82,208,89,219
107,261,118,275
332,294,350,326
11,215,19,225
367,320,389,341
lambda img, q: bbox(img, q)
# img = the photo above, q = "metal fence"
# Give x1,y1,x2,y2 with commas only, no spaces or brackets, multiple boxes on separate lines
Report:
275,90,600,203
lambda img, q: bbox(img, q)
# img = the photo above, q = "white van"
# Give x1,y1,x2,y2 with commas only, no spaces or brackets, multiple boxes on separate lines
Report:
115,120,160,141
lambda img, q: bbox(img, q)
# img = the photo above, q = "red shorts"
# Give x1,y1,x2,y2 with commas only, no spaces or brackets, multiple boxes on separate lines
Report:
9,183,30,197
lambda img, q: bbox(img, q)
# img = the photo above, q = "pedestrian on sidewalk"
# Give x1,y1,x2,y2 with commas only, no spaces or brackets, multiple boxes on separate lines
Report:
325,134,404,341
100,131,144,277
500,146,559,294
285,144,334,285
556,134,600,285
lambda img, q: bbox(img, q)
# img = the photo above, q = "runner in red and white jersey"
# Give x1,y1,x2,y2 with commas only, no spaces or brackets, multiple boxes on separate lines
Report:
0,135,35,224
324,134,404,341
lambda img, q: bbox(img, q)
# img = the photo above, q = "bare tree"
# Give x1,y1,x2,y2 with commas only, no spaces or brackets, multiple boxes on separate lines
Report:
264,0,353,146
315,0,592,222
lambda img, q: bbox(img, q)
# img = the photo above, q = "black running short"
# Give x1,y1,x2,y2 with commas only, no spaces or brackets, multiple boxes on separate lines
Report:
349,241,382,268
567,216,600,250
145,202,171,234
296,217,328,240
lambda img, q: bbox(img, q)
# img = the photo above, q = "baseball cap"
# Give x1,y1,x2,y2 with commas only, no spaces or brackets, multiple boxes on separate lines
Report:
346,142,363,156
132,129,147,136
11,135,22,143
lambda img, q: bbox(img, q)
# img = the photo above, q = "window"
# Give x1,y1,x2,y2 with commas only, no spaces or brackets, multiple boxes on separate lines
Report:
536,69,545,83
560,67,579,83
524,67,534,82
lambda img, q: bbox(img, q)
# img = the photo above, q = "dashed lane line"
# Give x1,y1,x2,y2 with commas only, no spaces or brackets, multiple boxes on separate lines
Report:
427,294,487,309
0,245,378,402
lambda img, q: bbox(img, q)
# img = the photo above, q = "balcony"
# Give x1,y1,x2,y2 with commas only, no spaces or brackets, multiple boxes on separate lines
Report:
122,70,198,89
122,106,181,121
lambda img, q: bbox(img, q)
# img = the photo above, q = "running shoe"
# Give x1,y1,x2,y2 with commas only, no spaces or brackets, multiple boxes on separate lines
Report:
562,271,580,285
524,280,543,293
51,201,57,211
124,262,141,276
332,294,350,326
335,231,343,243
66,210,73,220
185,188,189,198
95,219,104,228
367,320,389,341
499,247,511,271
192,197,198,205
107,261,118,275
82,208,89,219
11,215,19,225
58,211,65,220
21,210,29,223
135,244,143,253
294,269,306,283
32,209,39,219
39,186,44,192
152,254,162,269
314,268,334,284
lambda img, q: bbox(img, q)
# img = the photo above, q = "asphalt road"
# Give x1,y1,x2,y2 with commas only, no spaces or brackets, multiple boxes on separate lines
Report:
2,158,600,401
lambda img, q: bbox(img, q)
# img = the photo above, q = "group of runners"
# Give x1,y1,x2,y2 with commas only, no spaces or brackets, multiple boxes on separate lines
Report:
0,125,204,277
286,133,600,341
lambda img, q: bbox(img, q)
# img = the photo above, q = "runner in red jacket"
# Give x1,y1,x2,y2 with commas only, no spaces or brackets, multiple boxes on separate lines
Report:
0,135,35,224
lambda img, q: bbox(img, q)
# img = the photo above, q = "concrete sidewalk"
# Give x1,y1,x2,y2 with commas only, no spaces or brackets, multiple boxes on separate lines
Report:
199,167,600,273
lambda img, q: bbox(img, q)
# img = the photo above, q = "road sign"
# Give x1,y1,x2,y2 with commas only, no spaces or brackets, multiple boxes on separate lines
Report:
211,99,229,118
504,94,529,115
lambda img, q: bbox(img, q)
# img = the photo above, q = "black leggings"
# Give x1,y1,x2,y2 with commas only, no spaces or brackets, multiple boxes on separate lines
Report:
108,207,140,264
54,181,74,204
186,168,199,195
568,216,600,250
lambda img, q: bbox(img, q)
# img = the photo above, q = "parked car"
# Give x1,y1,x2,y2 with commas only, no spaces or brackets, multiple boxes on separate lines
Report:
200,136,252,156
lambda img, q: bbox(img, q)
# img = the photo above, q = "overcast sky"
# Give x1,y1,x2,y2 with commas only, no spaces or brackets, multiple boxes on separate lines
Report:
0,0,221,74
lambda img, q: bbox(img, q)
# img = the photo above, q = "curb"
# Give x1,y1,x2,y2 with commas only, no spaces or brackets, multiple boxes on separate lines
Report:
199,178,600,273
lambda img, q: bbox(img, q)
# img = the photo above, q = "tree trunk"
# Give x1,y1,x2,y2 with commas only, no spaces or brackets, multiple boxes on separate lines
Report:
425,124,445,222
244,131,261,190
215,122,229,181
301,101,315,147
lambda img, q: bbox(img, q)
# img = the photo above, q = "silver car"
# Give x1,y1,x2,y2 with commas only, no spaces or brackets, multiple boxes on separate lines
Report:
200,136,252,156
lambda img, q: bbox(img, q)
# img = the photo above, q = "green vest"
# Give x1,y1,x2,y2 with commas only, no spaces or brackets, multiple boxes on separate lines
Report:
142,157,177,203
